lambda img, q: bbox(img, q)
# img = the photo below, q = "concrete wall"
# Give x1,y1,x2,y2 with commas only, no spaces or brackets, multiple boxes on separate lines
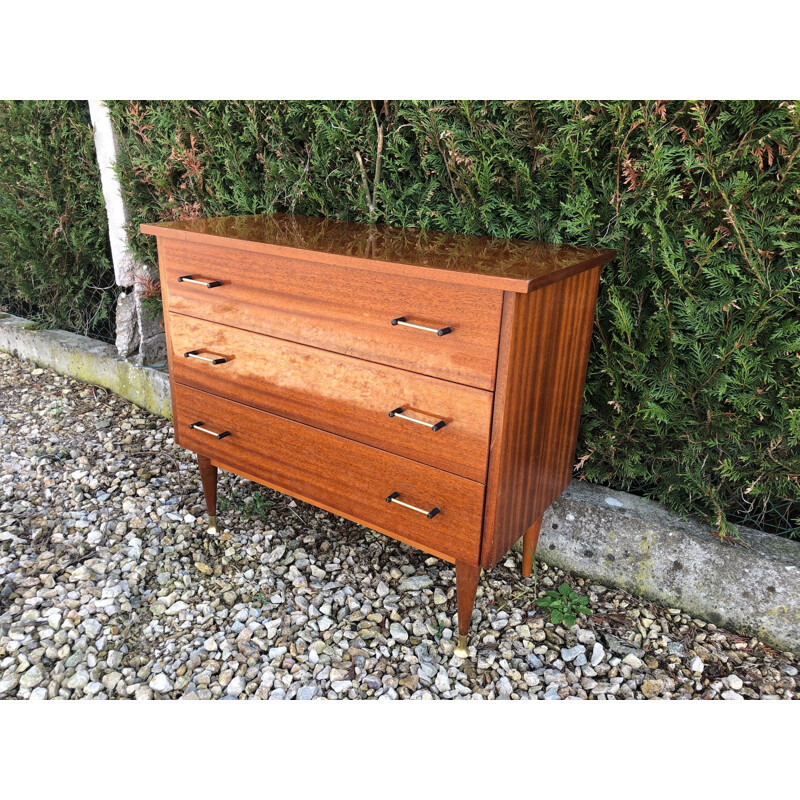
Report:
522,481,800,655
0,313,170,419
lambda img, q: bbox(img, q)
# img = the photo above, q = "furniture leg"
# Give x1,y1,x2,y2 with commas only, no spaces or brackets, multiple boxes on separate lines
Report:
454,560,481,658
197,454,218,534
521,516,543,578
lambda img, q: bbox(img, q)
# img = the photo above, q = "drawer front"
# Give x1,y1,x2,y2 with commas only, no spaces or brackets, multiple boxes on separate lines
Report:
173,384,484,563
159,237,503,390
168,313,492,482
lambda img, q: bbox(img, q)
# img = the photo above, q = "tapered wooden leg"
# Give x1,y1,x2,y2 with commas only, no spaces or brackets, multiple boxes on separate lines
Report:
197,454,218,534
454,560,481,658
522,516,543,578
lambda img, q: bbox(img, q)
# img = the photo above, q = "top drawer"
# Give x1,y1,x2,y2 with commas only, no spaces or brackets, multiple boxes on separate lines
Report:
158,238,504,390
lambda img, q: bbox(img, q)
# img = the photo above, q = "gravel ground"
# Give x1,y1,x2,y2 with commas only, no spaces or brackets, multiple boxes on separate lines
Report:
1,352,798,700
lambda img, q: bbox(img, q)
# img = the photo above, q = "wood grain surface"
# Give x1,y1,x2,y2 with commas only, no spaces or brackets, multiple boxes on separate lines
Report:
173,383,485,564
480,267,602,569
160,237,503,390
168,313,493,482
142,213,615,293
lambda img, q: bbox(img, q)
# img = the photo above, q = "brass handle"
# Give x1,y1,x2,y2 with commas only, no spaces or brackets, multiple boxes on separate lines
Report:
178,275,222,288
189,421,230,440
391,317,452,336
183,350,228,365
385,491,440,519
388,407,446,432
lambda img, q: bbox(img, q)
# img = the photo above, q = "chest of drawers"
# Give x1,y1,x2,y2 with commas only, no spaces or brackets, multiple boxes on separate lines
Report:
141,213,614,657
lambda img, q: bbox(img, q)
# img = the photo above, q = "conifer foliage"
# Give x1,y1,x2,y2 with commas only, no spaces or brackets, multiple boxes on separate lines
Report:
32,101,800,535
0,101,114,340
106,100,800,536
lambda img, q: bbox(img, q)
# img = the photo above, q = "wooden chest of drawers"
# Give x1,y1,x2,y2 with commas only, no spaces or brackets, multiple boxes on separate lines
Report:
141,213,614,656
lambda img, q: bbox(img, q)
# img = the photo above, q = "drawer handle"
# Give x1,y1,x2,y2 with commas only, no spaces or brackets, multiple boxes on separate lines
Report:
388,407,446,432
183,350,228,365
385,491,440,519
178,275,223,288
391,317,452,337
189,421,231,440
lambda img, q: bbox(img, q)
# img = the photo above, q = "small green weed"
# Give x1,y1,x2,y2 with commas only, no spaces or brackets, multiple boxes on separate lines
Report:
251,591,270,606
536,582,592,628
218,489,275,522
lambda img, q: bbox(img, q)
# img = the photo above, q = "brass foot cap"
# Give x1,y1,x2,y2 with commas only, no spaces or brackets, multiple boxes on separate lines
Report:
454,635,469,659
208,515,218,536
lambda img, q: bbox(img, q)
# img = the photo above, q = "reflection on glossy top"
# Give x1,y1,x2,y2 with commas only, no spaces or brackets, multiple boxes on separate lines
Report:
141,212,615,292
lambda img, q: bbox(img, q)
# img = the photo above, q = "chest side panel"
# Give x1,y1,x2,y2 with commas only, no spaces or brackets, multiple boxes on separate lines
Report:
480,266,602,569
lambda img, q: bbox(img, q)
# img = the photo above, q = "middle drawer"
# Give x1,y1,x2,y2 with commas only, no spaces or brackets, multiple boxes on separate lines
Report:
168,313,493,483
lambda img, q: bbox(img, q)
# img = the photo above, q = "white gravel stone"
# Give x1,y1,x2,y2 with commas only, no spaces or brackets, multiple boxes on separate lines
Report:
0,354,797,704
66,672,90,691
721,690,744,700
622,653,643,669
577,629,596,645
435,671,451,693
296,685,317,700
149,673,173,693
20,664,45,689
390,622,409,643
496,677,513,696
561,645,586,662
398,576,433,591
0,672,19,696
727,674,743,691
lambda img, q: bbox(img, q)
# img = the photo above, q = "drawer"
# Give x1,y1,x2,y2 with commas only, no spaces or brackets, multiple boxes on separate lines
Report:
168,313,492,482
173,384,484,563
159,237,503,390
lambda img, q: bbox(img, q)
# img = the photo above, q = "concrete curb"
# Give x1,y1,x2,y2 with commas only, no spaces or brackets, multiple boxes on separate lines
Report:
3,312,799,654
0,313,170,418
520,481,800,655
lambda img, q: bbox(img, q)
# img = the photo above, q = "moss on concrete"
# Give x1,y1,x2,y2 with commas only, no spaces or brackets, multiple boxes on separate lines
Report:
0,313,170,419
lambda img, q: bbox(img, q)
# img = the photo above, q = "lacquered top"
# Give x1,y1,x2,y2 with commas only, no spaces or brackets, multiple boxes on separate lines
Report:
141,213,615,293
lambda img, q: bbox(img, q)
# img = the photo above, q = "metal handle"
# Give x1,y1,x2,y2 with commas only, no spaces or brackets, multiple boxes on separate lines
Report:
189,421,231,439
385,491,440,519
178,275,222,288
388,407,446,432
183,350,228,365
391,317,452,336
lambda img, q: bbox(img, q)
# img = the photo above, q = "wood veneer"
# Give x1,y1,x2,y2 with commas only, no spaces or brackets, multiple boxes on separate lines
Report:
169,312,493,482
480,267,602,569
142,212,614,293
161,237,504,390
174,383,484,564
143,212,614,653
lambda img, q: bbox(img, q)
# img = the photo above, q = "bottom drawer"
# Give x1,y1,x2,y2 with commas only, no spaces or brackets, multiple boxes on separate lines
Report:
173,385,484,563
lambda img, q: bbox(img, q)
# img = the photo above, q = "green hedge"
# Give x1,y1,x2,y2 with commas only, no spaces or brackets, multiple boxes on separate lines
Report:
107,101,800,537
0,101,114,341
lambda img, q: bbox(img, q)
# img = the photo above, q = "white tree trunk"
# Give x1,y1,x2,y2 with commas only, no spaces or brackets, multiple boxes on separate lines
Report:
89,100,164,362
